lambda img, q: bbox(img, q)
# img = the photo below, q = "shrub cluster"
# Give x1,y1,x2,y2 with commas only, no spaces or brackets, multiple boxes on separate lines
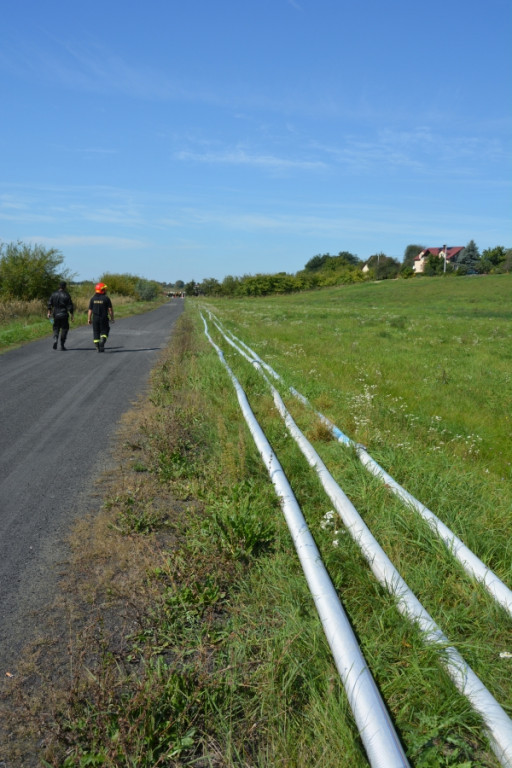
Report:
98,272,161,300
0,241,69,301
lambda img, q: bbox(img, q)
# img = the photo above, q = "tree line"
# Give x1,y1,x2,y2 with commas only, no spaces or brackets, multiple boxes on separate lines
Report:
2,238,510,305
181,240,511,297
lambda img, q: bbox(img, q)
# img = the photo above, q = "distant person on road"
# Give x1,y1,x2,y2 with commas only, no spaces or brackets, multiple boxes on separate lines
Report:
47,280,74,351
88,283,114,352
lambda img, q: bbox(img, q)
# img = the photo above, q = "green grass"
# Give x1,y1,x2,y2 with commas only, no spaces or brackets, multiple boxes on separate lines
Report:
8,277,511,767
0,316,56,348
191,275,511,764
202,274,512,479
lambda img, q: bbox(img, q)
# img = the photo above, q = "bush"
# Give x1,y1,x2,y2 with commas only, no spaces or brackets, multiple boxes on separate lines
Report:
0,241,69,300
98,273,139,297
135,279,160,301
98,273,161,300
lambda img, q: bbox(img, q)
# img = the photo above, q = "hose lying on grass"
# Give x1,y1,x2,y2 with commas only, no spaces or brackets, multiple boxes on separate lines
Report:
202,313,411,768
208,311,512,621
205,310,512,768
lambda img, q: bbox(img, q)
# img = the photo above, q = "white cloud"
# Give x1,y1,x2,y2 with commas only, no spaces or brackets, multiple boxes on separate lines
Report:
0,184,147,227
175,147,326,172
309,125,510,177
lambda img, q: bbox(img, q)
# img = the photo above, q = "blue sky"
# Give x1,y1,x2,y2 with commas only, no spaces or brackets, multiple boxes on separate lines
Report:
1,0,511,284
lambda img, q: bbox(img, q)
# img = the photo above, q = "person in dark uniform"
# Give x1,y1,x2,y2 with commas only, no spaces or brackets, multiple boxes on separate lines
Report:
87,282,114,352
47,280,74,351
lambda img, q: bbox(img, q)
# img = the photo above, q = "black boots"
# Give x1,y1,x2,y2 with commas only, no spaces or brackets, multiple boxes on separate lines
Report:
53,335,66,350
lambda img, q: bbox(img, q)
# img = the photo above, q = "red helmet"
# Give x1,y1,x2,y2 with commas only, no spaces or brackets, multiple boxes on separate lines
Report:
95,282,107,294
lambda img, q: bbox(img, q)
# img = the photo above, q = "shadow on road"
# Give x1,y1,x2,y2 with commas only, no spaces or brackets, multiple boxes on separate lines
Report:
107,346,162,353
57,346,162,353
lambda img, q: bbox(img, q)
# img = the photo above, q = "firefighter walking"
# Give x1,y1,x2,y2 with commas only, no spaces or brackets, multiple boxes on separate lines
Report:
88,283,114,352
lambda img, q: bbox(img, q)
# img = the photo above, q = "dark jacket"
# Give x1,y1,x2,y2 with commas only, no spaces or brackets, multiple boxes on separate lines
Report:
88,294,112,318
48,290,74,319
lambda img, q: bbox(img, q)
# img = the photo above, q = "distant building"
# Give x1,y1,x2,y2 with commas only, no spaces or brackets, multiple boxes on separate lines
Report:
413,245,464,274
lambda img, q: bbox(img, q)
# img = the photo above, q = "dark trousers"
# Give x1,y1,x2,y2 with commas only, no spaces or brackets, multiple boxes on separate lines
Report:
92,316,110,344
53,316,70,344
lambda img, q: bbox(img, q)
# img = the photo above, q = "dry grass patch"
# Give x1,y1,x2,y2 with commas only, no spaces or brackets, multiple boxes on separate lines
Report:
306,419,335,444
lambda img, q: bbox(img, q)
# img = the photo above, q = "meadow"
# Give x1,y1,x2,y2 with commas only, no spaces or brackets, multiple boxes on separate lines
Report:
203,273,511,482
4,274,511,767
193,274,511,766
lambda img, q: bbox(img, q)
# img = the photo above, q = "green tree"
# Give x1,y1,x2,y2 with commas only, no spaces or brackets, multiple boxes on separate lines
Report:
0,241,69,300
198,277,221,296
376,255,400,280
365,253,400,280
481,246,508,271
455,240,480,271
304,254,330,271
135,278,160,300
335,251,359,266
96,272,160,299
423,254,444,276
221,275,240,297
99,272,138,296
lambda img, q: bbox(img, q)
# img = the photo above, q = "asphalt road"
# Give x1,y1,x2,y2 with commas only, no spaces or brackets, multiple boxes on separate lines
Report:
0,299,184,675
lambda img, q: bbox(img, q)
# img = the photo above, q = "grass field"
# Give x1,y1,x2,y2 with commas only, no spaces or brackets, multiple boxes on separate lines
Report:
3,274,511,767
203,273,511,479
194,274,512,765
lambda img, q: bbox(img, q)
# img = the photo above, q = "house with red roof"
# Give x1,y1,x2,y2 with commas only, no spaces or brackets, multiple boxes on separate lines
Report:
413,245,464,274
